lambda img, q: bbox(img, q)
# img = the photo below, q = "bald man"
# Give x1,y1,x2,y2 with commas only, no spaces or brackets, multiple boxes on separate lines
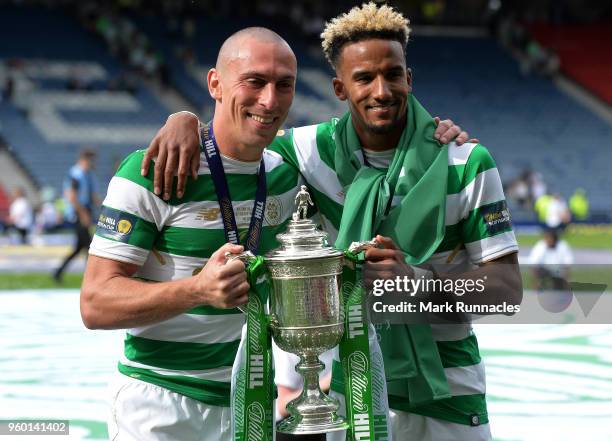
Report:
80,28,304,441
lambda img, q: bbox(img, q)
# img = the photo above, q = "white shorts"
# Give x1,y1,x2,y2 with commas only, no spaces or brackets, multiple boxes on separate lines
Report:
326,393,491,441
107,373,232,441
388,408,491,441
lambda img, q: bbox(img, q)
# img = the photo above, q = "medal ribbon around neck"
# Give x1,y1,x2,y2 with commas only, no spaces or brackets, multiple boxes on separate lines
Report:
201,121,267,254
202,122,272,440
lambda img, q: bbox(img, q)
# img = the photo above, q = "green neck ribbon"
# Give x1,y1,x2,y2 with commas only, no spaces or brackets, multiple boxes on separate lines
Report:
233,256,274,441
334,94,451,406
334,94,448,264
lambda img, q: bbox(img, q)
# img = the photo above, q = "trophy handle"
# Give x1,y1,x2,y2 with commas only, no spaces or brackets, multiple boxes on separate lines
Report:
347,237,379,254
224,251,257,314
224,250,256,264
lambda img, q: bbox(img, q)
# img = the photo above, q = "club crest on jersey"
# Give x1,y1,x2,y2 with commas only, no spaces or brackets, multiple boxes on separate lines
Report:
96,207,137,243
264,196,283,225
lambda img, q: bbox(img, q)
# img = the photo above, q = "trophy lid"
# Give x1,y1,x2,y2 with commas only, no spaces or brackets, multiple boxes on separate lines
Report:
265,186,342,261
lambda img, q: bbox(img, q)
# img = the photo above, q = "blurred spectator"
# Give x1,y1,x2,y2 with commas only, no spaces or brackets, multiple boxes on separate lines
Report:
569,188,589,221
8,187,33,244
545,193,571,231
521,40,560,77
422,0,446,23
534,193,553,224
35,186,62,233
506,171,531,208
2,75,15,102
53,149,100,283
528,228,573,291
527,170,547,201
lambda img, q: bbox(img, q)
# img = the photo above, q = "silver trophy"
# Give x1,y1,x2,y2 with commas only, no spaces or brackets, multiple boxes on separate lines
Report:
266,186,348,434
227,187,350,434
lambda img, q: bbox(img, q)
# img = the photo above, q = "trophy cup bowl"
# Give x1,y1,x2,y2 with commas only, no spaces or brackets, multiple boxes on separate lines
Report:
265,191,349,435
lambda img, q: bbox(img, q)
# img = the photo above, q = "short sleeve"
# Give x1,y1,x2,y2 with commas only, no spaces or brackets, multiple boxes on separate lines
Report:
457,145,519,263
89,150,171,265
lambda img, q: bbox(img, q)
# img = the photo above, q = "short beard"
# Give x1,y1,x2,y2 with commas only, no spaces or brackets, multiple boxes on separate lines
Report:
366,120,398,135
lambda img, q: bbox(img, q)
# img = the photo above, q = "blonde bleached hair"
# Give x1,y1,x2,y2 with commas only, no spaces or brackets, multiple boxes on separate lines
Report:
321,2,411,67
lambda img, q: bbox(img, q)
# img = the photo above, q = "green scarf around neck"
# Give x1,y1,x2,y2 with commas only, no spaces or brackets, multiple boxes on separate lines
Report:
334,94,448,265
333,94,451,405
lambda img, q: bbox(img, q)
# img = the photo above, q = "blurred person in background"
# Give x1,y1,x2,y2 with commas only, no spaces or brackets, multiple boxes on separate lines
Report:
35,186,61,234
506,171,530,209
534,192,553,225
569,188,589,221
8,187,33,244
528,228,573,291
528,170,547,201
53,148,100,282
545,193,571,232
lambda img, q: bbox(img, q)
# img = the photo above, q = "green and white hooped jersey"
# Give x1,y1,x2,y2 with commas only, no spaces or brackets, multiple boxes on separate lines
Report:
89,149,303,406
268,119,519,426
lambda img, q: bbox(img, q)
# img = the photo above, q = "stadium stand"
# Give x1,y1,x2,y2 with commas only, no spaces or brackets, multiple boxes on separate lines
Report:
132,15,345,126
1,4,610,220
404,35,612,219
130,17,612,219
0,184,9,223
528,23,612,105
0,5,169,194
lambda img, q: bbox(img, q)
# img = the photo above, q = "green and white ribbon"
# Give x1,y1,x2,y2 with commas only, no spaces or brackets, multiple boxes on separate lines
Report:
232,256,274,441
338,251,381,441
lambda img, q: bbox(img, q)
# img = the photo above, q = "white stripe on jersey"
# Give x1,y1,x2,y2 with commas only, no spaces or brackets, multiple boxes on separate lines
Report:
135,251,207,281
120,357,234,382
447,142,478,166
445,168,506,226
167,185,299,229
89,234,149,265
292,124,345,205
129,313,244,344
465,230,518,263
104,176,170,230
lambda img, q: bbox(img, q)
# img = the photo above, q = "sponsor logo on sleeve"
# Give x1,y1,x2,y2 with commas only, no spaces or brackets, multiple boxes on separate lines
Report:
481,201,511,235
96,207,137,243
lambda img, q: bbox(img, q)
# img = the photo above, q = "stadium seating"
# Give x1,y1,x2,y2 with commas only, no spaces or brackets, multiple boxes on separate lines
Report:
132,21,612,216
1,4,610,219
0,5,169,192
0,184,9,222
407,35,612,217
528,23,612,105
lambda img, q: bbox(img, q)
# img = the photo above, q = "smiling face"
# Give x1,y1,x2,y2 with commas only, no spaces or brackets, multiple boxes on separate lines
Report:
208,36,296,159
332,38,411,146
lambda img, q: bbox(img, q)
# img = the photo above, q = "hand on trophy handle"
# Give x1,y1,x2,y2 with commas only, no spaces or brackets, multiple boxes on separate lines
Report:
224,250,256,264
190,243,250,310
223,250,256,313
363,235,416,294
347,237,379,254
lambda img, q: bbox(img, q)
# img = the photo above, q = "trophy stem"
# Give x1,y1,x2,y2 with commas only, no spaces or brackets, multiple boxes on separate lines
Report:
297,354,324,398
277,354,349,434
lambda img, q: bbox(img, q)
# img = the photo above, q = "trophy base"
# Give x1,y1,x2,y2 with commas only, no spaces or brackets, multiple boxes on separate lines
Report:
277,414,349,435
